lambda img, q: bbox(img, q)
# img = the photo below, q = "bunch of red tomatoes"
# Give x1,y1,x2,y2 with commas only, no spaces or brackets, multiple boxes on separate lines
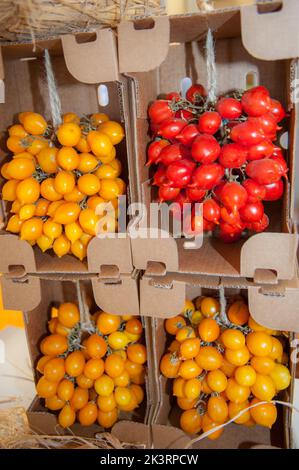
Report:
160,296,291,439
147,84,288,242
1,111,125,259
36,303,146,429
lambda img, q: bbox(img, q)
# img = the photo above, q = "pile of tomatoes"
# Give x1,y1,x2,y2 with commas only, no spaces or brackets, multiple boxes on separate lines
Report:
36,303,146,428
1,111,126,259
160,296,291,439
147,84,288,242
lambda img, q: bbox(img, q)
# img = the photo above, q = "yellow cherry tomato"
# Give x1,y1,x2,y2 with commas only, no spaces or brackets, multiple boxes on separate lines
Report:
62,112,80,124
22,112,47,135
16,177,40,204
56,122,81,147
64,186,85,203
19,203,36,221
54,171,76,195
90,113,109,127
200,297,220,317
58,404,76,428
26,136,48,156
57,147,80,171
37,234,53,252
269,364,291,391
115,178,126,195
71,239,87,260
47,200,65,217
108,331,129,350
97,215,118,233
43,219,62,239
250,398,277,428
7,136,25,154
1,162,11,180
13,151,36,161
41,178,63,202
234,365,257,387
79,208,100,235
246,332,273,357
228,400,251,425
251,374,276,401
76,136,91,153
78,173,101,196
250,356,275,375
87,130,113,157
80,232,93,246
10,199,22,214
18,111,32,125
98,146,116,164
6,214,23,233
99,179,121,200
98,121,125,145
53,234,71,258
2,179,19,201
77,153,98,173
7,158,35,180
35,198,50,217
87,196,105,211
53,202,81,225
65,222,83,243
20,217,43,241
8,124,28,138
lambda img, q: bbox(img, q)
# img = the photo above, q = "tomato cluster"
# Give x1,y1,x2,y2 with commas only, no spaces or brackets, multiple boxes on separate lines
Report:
36,303,146,428
160,296,291,439
1,112,126,259
147,84,288,242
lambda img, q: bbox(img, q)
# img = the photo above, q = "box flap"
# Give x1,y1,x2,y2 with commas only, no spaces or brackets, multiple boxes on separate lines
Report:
0,234,37,274
111,421,150,448
0,274,41,311
152,424,190,449
240,233,298,280
241,0,299,60
118,17,170,73
61,28,118,83
92,273,139,316
87,236,133,275
131,234,179,272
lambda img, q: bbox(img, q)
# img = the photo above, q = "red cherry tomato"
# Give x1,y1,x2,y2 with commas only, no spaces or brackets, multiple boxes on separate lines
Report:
269,99,286,122
191,134,221,164
218,143,247,169
249,113,278,140
241,86,271,117
175,109,194,121
184,213,204,236
170,191,191,220
269,155,288,180
166,92,181,102
146,139,169,166
153,164,168,186
165,159,195,188
219,221,244,243
186,187,207,202
213,182,226,201
203,219,216,231
148,100,174,123
245,159,283,185
220,182,248,214
220,207,242,228
216,98,242,120
242,179,266,203
186,84,206,103
230,121,265,146
250,213,269,232
158,143,189,165
157,118,187,139
203,199,221,224
158,186,180,202
247,140,275,161
262,179,284,201
176,124,199,146
198,111,222,135
190,164,224,190
239,200,264,223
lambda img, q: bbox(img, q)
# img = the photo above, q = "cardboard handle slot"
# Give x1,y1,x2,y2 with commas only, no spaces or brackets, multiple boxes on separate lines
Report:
145,261,167,277
7,264,26,279
133,18,155,30
98,265,120,280
257,2,283,14
241,0,299,60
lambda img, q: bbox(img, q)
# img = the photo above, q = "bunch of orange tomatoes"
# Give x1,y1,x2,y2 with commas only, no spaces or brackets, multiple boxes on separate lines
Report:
36,303,146,428
1,111,126,260
160,296,291,439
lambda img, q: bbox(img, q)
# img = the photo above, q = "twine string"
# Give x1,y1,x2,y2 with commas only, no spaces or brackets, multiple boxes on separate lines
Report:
205,28,217,103
44,49,62,128
75,281,94,333
218,285,228,325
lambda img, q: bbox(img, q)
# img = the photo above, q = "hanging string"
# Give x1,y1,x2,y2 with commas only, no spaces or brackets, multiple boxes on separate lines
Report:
218,285,229,325
205,28,217,103
184,399,299,449
75,281,94,334
44,49,62,128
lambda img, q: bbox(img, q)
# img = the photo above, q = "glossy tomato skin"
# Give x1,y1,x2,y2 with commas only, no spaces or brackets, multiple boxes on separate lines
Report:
270,155,288,179
158,186,180,202
246,159,282,185
218,143,247,168
157,118,187,139
148,100,174,123
186,84,206,103
146,139,169,166
186,187,207,202
190,164,224,190
198,111,222,135
175,109,194,121
216,97,242,120
250,213,269,232
262,179,284,201
165,159,195,188
239,200,264,223
247,140,275,161
249,113,278,140
219,222,244,243
241,86,271,117
153,164,168,186
220,182,248,213
269,99,286,122
230,121,265,146
220,207,242,228
166,92,181,102
203,199,221,224
159,143,189,165
191,134,221,164
242,179,266,203
176,124,199,146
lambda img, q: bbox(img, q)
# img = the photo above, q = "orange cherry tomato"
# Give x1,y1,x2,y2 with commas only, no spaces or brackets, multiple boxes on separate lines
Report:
179,338,201,360
43,357,65,383
78,401,98,426
250,398,277,428
104,353,125,378
207,369,228,393
221,329,245,350
84,358,105,380
227,300,249,326
58,404,76,428
165,315,186,335
57,379,74,402
70,387,89,410
180,408,202,434
195,346,223,371
96,312,121,335
40,334,68,356
85,334,108,359
207,396,228,423
226,378,250,404
198,318,220,342
228,400,251,424
202,413,224,440
160,353,181,378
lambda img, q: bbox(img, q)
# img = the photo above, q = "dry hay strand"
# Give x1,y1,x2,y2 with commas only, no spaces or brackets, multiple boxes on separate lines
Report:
0,406,145,449
0,1,165,43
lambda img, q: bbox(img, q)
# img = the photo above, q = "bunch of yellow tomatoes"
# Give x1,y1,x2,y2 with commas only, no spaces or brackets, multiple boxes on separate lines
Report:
1,111,126,260
160,296,291,439
36,303,146,428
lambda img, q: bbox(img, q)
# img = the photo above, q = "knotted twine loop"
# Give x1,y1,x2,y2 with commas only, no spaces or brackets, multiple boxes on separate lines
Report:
44,49,62,128
205,28,217,103
75,281,94,334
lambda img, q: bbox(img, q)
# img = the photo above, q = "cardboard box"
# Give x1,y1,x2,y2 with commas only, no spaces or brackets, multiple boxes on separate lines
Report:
148,273,296,448
120,2,299,283
0,29,139,305
23,277,155,442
